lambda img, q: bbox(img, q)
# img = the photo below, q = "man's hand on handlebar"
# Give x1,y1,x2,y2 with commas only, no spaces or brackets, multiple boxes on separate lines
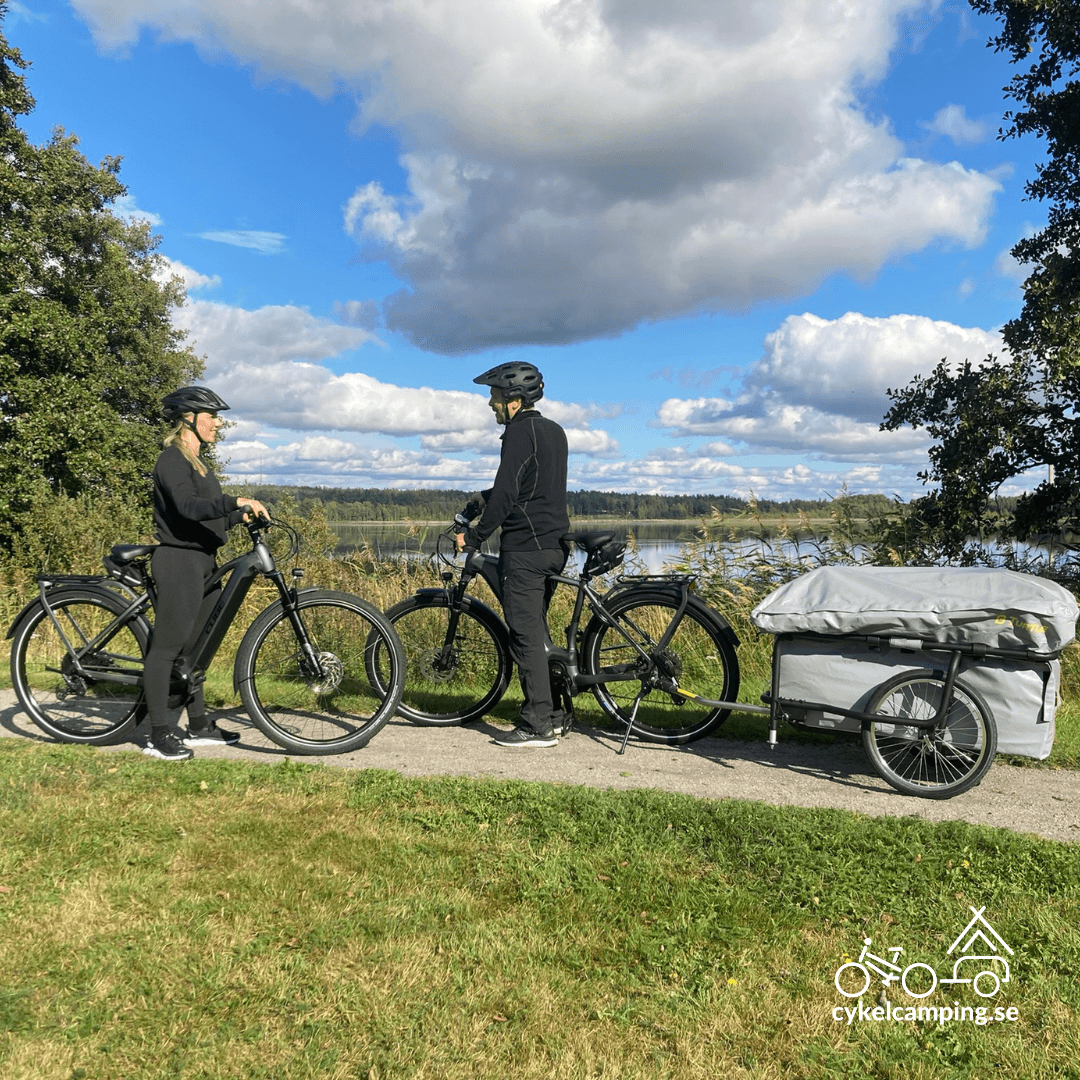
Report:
454,531,467,553
237,498,271,524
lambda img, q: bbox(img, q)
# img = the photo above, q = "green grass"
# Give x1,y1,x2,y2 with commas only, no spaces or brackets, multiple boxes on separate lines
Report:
1,741,1078,1079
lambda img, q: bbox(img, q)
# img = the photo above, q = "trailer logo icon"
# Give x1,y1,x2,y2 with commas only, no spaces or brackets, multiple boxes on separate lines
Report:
834,906,1013,999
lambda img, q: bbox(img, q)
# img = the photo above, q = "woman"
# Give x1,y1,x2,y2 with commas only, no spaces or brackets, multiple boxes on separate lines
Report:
142,386,269,761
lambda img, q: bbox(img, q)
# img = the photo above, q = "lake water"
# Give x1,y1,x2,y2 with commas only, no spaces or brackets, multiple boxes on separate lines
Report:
328,519,1057,576
327,519,829,575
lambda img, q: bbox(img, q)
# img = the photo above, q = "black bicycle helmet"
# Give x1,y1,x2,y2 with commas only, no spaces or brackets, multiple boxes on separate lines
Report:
473,361,544,405
162,386,231,422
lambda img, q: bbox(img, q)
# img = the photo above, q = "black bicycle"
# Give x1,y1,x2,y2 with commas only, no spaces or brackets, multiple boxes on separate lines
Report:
7,518,405,755
366,514,741,749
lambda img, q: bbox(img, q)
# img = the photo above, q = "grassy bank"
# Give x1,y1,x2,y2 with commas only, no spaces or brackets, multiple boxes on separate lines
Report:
1,742,1077,1079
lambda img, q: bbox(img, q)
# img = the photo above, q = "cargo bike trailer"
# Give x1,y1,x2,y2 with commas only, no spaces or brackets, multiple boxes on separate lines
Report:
670,566,1078,801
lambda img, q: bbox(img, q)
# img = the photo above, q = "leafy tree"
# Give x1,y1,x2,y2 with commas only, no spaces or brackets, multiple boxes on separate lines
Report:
882,0,1080,554
0,4,200,559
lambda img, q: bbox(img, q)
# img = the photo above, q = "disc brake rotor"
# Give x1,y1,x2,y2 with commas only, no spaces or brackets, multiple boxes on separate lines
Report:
306,651,344,695
419,648,458,683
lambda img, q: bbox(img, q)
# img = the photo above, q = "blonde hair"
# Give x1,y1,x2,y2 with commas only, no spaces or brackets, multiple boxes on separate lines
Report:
163,416,208,476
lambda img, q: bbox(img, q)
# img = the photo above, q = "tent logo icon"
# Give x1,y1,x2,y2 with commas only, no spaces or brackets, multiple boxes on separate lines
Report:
834,906,1014,999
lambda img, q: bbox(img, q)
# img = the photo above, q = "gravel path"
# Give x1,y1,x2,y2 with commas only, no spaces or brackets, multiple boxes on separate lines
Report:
3,690,1077,846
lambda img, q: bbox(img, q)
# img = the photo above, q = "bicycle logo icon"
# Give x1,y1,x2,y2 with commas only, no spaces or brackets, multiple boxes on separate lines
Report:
834,906,1014,1000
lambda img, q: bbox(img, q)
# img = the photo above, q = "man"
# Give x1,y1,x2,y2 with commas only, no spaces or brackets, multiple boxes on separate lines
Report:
455,361,570,747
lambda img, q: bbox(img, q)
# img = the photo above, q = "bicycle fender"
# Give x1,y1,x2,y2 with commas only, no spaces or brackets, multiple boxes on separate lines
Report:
388,590,505,630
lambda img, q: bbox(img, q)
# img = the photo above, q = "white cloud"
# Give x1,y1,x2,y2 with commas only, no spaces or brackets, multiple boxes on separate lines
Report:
74,0,999,351
197,230,288,254
154,256,221,292
333,299,380,330
995,246,1026,284
171,289,618,454
174,299,378,373
8,2,48,24
655,311,1004,461
921,104,988,145
111,194,162,226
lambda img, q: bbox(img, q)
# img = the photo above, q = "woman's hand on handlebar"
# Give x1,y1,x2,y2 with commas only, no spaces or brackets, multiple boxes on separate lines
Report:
237,498,271,523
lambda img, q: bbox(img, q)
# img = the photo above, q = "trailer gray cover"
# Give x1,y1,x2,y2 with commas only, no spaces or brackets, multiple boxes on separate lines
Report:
750,566,1077,656
750,566,1077,759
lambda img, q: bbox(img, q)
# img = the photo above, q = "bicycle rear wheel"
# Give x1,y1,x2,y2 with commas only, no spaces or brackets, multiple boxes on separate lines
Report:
370,593,511,725
9,587,149,744
581,587,740,744
862,672,997,799
235,590,405,754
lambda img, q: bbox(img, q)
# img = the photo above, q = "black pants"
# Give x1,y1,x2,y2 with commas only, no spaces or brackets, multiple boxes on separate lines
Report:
144,546,218,731
499,545,568,734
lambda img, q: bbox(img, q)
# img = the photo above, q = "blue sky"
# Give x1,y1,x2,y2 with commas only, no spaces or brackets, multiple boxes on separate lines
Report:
9,0,1046,500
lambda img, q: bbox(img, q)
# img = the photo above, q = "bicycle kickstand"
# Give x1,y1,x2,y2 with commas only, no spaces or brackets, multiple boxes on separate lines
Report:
618,689,648,755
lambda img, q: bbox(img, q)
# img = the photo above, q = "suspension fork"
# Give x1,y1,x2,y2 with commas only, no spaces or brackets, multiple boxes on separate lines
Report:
433,565,480,663
267,571,326,679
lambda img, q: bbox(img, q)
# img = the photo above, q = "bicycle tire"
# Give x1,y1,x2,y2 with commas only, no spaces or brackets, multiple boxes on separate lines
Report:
580,587,740,744
235,590,405,754
862,671,997,799
833,962,871,999
901,962,938,999
10,587,150,745
369,593,511,725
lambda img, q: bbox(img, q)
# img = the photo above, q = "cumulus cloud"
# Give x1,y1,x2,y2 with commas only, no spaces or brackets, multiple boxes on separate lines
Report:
111,194,162,226
74,0,999,351
169,290,619,459
197,230,288,254
174,299,378,373
921,104,988,145
655,311,1004,461
333,299,381,331
154,256,221,292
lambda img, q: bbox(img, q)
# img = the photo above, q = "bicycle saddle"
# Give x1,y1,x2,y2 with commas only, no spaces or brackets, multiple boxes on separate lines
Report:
108,544,159,565
564,531,616,553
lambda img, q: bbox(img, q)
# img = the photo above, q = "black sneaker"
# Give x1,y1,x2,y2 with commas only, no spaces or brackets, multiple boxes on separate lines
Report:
143,731,194,761
494,726,558,748
183,721,240,747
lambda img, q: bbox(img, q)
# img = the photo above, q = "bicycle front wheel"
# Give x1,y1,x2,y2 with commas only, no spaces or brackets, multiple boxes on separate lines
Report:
10,587,149,744
372,593,511,725
862,672,997,799
235,590,405,755
581,588,740,744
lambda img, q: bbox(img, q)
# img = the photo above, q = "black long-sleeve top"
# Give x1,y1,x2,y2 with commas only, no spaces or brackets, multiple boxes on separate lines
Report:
463,408,569,552
152,445,244,553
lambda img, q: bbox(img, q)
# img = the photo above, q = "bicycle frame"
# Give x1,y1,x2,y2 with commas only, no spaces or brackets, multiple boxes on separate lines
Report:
431,545,742,752
29,520,330,700
762,630,1048,743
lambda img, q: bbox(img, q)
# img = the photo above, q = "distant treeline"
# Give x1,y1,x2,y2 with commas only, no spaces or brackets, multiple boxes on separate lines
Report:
231,485,904,522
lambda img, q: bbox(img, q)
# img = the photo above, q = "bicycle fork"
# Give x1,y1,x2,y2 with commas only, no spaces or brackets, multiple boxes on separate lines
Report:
268,571,328,682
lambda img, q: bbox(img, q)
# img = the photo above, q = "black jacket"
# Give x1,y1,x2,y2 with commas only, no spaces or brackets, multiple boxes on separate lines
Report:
152,446,244,553
464,409,569,552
